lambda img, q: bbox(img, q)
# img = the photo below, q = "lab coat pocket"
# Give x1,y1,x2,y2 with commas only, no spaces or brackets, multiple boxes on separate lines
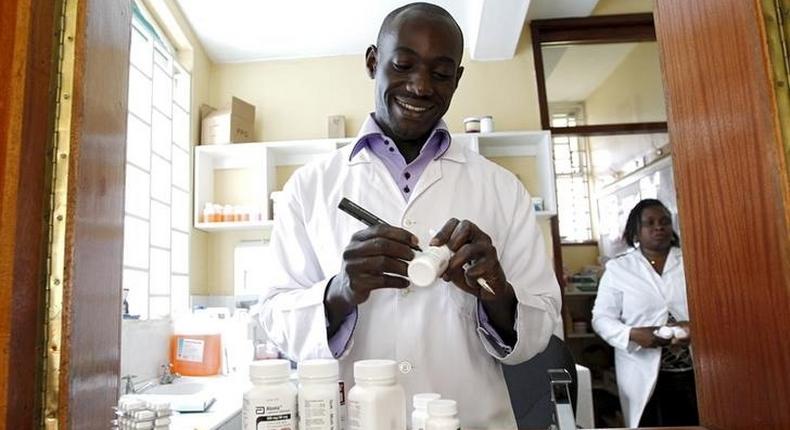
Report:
445,282,477,320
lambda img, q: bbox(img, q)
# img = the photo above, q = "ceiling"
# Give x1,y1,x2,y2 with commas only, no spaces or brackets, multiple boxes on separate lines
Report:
173,0,600,63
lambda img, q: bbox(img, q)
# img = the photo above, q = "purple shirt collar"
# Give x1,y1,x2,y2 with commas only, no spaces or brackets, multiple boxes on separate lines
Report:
348,115,451,201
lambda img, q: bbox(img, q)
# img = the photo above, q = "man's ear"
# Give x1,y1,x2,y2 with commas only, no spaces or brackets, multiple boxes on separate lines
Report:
365,45,378,79
454,66,464,88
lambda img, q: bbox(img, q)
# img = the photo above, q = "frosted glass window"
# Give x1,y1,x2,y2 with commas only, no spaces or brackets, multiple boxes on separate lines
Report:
128,67,152,122
149,248,171,295
149,296,171,320
130,26,152,77
172,231,189,274
151,110,172,160
172,107,189,150
172,147,189,191
153,66,172,118
126,114,151,170
173,65,190,111
151,156,171,203
123,216,149,269
125,164,150,219
171,189,190,232
171,275,190,317
123,269,149,319
150,201,171,248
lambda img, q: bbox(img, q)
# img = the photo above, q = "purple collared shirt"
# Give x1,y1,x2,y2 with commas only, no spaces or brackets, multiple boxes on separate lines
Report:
327,115,513,358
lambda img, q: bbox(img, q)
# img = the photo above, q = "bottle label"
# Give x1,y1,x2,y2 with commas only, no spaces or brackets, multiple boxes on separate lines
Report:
243,397,295,430
300,399,336,430
347,400,363,430
176,338,204,363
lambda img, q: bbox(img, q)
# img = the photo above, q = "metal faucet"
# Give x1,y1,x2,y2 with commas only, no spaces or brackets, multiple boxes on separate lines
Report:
159,363,180,385
548,369,576,430
121,375,153,395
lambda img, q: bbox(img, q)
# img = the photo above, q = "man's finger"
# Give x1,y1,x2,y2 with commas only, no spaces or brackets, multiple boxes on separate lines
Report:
429,218,459,246
352,224,420,249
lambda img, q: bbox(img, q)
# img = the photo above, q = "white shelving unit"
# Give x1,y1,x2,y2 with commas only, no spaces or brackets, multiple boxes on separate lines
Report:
193,131,556,232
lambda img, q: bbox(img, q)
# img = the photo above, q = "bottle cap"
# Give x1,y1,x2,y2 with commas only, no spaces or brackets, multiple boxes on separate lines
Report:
249,359,290,382
413,393,441,409
408,257,437,287
298,359,339,380
353,359,397,382
427,399,458,417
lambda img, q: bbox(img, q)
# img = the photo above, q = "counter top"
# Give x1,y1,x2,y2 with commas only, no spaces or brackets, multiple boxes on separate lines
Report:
165,375,247,430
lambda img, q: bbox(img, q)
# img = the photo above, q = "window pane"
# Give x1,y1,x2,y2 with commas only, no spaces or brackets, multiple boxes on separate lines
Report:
173,66,190,112
172,231,189,274
150,200,171,248
172,189,190,232
151,110,171,161
123,216,149,269
149,296,170,320
153,66,172,118
127,114,151,170
151,156,171,203
125,164,150,219
172,106,190,150
149,248,170,295
130,26,152,77
172,147,189,191
123,268,149,319
128,67,152,122
171,275,189,317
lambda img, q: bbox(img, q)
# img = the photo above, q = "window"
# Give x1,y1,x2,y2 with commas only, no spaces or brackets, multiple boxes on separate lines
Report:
122,3,191,320
552,111,593,242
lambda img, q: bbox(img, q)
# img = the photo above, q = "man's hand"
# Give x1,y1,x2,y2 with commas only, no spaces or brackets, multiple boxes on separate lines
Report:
629,326,672,348
324,224,418,335
430,218,517,345
668,320,692,347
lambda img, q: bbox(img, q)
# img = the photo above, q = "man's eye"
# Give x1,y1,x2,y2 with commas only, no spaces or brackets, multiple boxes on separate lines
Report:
433,72,452,80
392,62,411,71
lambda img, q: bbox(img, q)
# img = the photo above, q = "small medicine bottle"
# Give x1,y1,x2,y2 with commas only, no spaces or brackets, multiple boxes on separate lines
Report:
298,359,341,430
411,393,441,430
243,359,297,430
425,399,461,430
202,202,214,223
408,245,452,287
347,360,406,430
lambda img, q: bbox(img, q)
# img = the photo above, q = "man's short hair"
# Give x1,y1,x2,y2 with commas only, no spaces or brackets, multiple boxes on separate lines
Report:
376,2,464,49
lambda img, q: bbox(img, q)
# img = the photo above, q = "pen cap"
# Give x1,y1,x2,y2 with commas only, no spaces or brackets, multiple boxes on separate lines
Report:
408,245,451,287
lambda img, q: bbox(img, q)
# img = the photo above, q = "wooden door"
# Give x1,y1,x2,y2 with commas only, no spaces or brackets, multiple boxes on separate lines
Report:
655,1,790,429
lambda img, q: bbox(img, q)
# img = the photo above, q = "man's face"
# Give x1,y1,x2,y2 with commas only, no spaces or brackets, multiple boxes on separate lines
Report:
367,14,464,142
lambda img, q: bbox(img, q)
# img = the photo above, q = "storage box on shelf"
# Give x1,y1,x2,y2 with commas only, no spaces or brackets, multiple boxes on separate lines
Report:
193,131,556,233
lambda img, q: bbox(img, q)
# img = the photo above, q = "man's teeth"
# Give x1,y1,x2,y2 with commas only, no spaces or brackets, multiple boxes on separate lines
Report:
396,99,428,112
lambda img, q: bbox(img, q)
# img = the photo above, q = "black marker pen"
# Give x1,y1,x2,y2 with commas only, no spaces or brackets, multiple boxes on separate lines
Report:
338,197,422,251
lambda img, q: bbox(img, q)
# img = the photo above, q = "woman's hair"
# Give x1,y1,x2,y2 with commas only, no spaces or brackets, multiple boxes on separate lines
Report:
622,198,681,248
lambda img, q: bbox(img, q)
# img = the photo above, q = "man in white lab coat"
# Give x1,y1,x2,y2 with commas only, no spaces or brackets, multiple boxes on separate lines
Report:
259,3,561,428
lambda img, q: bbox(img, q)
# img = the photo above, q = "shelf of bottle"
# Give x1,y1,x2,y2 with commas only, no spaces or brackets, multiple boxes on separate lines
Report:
194,220,274,232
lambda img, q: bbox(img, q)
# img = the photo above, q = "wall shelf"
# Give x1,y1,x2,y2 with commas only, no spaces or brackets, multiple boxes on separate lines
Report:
194,220,273,232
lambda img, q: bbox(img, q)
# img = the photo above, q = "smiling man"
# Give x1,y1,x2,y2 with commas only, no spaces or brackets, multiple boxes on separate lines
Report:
259,3,561,428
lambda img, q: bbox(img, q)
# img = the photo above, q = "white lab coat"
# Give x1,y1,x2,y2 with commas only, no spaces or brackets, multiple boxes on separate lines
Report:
591,247,689,427
259,139,561,429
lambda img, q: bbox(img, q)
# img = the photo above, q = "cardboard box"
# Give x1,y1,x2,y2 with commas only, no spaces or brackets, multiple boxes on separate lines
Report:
200,97,255,145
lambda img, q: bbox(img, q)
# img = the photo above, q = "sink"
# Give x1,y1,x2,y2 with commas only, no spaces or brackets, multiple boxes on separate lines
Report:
132,381,216,412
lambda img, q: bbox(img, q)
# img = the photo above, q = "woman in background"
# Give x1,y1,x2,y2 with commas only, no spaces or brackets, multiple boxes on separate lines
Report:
592,199,698,427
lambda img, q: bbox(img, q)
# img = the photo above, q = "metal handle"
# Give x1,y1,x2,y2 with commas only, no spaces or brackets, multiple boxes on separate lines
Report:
548,369,575,430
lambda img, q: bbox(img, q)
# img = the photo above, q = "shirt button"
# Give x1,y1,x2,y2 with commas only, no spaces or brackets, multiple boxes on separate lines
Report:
404,172,411,179
403,219,415,227
403,186,410,193
398,360,413,374
401,288,411,297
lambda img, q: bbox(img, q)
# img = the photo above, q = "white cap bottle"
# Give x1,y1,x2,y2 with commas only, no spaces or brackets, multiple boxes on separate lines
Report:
347,360,406,430
298,359,341,430
412,393,441,430
426,399,461,430
408,245,452,287
243,359,296,430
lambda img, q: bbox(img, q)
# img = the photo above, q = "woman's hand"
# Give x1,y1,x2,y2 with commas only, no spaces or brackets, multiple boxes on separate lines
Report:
630,326,672,348
668,320,692,347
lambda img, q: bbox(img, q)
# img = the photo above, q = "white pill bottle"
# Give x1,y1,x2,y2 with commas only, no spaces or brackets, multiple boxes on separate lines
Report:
425,399,461,430
243,359,297,430
347,359,406,430
298,358,342,430
412,393,441,430
408,245,452,287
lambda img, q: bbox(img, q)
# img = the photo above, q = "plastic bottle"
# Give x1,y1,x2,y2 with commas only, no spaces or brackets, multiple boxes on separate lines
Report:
170,316,222,376
347,359,406,430
298,359,341,430
411,393,441,430
243,359,297,430
202,202,214,223
425,399,461,430
408,245,452,287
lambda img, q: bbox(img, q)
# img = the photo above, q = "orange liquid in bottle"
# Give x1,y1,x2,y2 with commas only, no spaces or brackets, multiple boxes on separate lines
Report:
170,334,222,376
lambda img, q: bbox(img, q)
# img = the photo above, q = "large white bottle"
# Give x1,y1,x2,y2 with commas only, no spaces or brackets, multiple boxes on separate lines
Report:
298,358,341,430
347,359,406,430
425,399,461,430
243,359,297,430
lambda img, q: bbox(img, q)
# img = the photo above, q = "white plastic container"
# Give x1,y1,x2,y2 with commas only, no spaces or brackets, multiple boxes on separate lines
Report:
347,360,406,430
480,115,494,133
298,359,342,430
411,393,441,430
408,245,452,287
463,117,480,133
243,359,297,430
426,399,461,430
